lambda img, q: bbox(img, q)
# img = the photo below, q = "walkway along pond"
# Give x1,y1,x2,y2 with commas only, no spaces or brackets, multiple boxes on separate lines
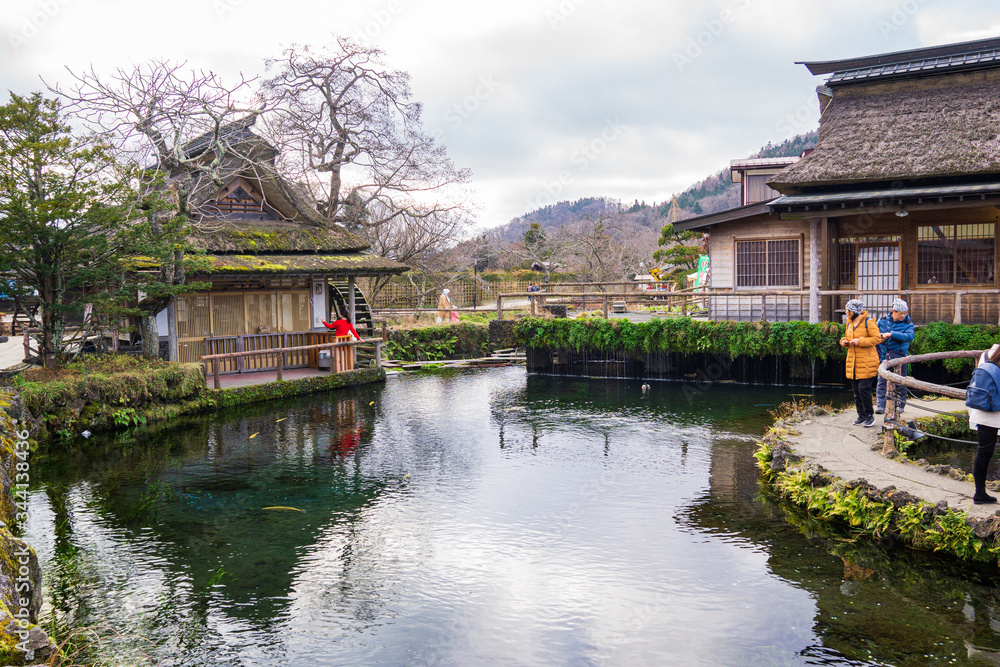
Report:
21,368,1000,665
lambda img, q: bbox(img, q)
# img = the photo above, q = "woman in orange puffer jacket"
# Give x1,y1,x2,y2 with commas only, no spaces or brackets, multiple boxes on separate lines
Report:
839,299,883,427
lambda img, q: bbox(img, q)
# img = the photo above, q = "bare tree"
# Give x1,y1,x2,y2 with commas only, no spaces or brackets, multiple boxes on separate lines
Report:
260,37,474,288
562,213,654,284
51,61,262,359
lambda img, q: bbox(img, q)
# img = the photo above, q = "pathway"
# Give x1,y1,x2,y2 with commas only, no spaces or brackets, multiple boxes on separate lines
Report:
785,402,996,518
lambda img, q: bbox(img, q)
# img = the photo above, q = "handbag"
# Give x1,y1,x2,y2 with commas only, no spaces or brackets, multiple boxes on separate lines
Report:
966,361,1000,411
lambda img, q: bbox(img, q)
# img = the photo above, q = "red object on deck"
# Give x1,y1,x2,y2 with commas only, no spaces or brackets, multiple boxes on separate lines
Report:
322,319,361,340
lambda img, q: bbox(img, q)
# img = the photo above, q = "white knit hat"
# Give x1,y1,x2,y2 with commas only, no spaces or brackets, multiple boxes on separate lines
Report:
891,298,908,313
845,299,865,314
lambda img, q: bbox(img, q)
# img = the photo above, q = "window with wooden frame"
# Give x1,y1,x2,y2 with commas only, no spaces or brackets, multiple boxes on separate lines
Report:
735,238,800,287
917,223,996,285
835,235,902,285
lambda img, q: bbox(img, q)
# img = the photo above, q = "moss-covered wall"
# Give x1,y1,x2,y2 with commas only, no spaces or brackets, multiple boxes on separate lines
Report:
385,323,489,361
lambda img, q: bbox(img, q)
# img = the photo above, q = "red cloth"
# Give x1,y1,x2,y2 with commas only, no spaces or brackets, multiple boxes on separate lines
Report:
322,319,361,340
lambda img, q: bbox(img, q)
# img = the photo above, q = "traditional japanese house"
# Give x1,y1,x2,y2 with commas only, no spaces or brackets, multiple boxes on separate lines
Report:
675,37,1000,325
153,118,408,369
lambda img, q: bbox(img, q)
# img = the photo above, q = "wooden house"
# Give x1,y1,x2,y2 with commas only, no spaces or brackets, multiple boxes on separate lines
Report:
153,118,408,369
675,37,1000,325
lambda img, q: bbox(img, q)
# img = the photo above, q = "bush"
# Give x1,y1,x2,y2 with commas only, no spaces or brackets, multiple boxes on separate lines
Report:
385,323,490,361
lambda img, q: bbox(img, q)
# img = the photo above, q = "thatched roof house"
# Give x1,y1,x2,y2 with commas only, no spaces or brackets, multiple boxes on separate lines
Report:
156,117,407,365
675,37,1000,326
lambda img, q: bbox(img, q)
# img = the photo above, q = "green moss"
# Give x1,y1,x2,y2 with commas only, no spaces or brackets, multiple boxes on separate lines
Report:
386,324,489,361
756,415,1000,564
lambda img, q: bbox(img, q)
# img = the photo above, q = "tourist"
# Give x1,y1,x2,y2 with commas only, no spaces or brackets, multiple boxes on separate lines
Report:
839,299,882,427
322,317,361,340
875,299,915,416
436,288,452,323
969,343,1000,504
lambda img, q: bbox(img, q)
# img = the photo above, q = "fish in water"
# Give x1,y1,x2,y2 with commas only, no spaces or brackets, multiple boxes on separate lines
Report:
641,383,650,393
262,506,305,513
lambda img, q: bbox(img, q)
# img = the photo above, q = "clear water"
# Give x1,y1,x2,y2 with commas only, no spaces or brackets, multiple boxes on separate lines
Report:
22,368,1000,665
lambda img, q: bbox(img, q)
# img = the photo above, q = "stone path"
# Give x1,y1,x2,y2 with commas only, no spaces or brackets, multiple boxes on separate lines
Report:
787,404,998,518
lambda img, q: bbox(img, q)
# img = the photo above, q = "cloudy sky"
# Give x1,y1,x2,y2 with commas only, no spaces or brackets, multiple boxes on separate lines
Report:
2,0,999,230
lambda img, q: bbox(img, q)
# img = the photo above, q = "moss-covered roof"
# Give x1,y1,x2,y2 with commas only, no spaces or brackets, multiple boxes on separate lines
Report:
188,223,368,253
198,253,409,276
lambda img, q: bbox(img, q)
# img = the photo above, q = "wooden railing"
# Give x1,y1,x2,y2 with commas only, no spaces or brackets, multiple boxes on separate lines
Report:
878,350,982,454
200,337,383,390
495,286,1000,325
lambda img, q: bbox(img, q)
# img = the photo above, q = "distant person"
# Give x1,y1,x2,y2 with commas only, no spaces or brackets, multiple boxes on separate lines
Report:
839,299,882,427
436,288,452,323
875,299,914,416
322,318,361,340
968,343,1000,504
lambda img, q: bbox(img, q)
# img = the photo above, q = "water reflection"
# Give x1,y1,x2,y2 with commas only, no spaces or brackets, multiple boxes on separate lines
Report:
21,369,1000,665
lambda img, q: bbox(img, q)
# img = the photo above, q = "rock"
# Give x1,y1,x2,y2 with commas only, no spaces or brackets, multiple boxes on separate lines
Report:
967,516,1000,540
769,443,800,472
935,500,949,515
884,489,919,508
803,405,829,417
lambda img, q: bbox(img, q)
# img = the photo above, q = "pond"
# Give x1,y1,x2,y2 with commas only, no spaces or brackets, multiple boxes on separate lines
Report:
23,368,1000,665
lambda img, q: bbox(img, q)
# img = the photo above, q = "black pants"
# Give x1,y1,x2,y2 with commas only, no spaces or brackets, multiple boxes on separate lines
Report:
974,425,1000,494
851,377,875,420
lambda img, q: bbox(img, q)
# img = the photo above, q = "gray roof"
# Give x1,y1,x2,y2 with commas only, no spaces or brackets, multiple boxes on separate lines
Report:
800,36,1000,84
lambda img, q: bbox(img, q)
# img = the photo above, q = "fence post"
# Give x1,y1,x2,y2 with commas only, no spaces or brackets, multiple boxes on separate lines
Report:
381,319,387,342
882,382,897,454
497,295,504,321
530,294,536,317
603,295,609,319
760,295,768,322
953,291,963,325
375,340,383,368
276,350,284,382
212,358,221,390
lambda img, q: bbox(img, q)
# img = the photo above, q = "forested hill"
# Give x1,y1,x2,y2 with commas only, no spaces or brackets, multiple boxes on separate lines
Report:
495,131,817,243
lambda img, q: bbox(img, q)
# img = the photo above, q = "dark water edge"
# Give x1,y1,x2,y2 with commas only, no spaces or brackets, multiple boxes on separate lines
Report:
21,368,1000,666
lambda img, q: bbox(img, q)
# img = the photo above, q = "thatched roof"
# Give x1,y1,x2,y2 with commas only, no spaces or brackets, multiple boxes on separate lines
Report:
769,68,1000,193
200,253,408,275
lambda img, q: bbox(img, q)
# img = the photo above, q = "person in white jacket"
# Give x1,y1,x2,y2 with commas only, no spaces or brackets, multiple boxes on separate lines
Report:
970,343,1000,504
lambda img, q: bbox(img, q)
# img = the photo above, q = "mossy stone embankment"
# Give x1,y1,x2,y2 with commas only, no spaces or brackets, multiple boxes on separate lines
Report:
756,405,1000,564
10,356,386,443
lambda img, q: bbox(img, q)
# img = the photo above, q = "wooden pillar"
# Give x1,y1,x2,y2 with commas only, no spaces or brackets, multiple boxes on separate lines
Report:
276,350,284,382
212,359,221,390
348,276,357,366
809,218,820,324
375,340,383,368
497,295,503,321
953,291,963,324
166,298,178,362
882,381,897,454
530,295,536,317
603,295,609,319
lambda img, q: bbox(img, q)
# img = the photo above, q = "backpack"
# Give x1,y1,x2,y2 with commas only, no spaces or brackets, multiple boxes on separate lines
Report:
966,361,1000,412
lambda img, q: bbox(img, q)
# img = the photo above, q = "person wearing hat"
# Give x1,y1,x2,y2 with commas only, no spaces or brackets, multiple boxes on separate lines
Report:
436,288,452,323
875,299,915,416
840,299,883,427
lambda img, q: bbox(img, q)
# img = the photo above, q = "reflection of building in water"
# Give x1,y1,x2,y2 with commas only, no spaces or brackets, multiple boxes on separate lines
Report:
706,437,761,505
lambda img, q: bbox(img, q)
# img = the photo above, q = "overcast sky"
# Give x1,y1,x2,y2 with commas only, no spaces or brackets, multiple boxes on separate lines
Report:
2,0,999,230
